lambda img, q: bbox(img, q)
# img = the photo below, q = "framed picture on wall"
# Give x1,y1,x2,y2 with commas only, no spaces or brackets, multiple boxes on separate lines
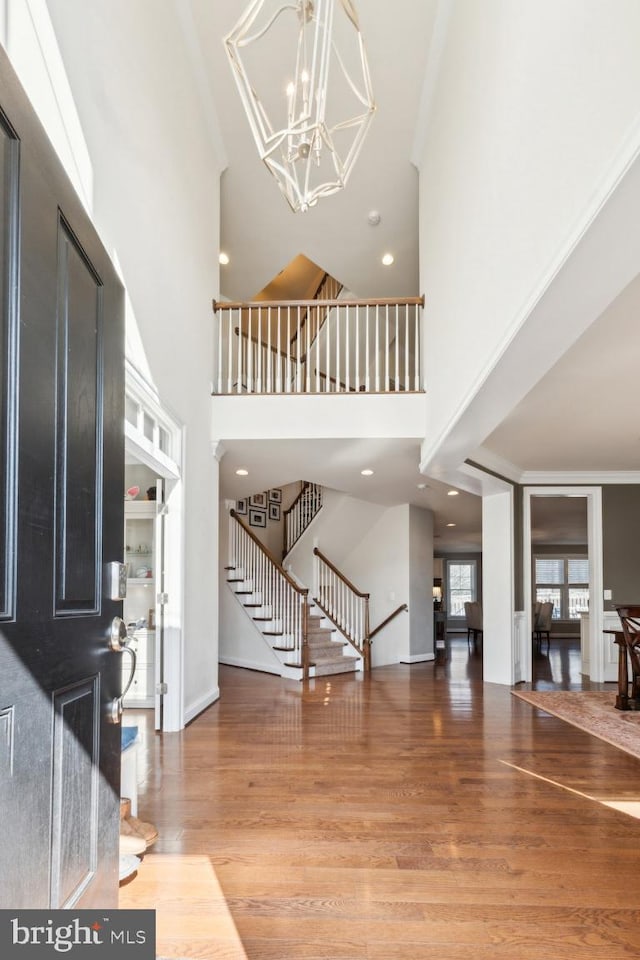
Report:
269,488,282,504
250,492,267,508
249,508,267,528
235,498,247,515
269,502,281,521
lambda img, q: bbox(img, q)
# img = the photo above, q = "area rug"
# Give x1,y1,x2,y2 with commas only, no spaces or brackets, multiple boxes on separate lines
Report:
511,689,640,761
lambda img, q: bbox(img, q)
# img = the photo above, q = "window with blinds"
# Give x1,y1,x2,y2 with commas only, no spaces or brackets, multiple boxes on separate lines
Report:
446,560,477,617
534,556,589,619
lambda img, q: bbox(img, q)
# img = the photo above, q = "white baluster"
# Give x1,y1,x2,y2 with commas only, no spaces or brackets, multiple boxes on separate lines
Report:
315,306,320,394
247,308,254,394
325,303,330,392
276,307,282,393
266,305,272,393
335,306,340,392
355,305,360,392
365,304,370,392
306,304,311,392
375,305,380,392
404,305,409,392
236,309,242,394
296,306,302,393
395,303,399,392
385,304,390,393
217,309,222,394
345,304,350,392
415,303,420,391
257,306,263,393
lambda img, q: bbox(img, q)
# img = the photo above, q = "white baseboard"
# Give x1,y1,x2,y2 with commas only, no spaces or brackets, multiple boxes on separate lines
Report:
184,686,220,726
218,655,281,676
400,653,435,663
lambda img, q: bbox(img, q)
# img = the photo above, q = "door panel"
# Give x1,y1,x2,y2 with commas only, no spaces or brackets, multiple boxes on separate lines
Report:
0,44,124,908
55,215,103,614
50,678,100,908
0,109,19,623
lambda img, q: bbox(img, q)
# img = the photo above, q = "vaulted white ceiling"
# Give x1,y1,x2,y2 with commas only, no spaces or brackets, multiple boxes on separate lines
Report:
44,0,640,551
191,0,437,301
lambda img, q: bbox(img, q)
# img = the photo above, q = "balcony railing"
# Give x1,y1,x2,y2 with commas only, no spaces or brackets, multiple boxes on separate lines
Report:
212,297,424,396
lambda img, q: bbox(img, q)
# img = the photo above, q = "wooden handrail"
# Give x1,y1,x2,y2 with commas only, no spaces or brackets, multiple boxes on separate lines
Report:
313,547,369,599
230,509,308,597
369,604,408,641
214,295,425,311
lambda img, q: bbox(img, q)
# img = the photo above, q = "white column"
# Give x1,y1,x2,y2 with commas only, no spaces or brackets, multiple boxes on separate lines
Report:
482,489,515,685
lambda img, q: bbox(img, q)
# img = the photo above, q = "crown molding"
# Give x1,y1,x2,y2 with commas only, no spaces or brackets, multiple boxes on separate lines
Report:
455,446,640,487
521,470,640,486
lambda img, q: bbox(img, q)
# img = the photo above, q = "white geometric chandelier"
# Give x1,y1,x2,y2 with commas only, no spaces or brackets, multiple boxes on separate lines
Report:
224,0,376,213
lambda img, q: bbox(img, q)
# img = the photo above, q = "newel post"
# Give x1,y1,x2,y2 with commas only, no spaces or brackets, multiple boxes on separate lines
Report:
364,594,371,673
301,589,310,681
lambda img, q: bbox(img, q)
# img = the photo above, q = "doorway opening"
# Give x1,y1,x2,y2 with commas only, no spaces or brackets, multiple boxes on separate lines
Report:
123,363,183,732
523,486,603,686
529,495,588,688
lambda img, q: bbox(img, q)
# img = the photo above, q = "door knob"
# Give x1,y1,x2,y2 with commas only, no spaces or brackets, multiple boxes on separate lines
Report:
107,696,123,724
108,616,129,652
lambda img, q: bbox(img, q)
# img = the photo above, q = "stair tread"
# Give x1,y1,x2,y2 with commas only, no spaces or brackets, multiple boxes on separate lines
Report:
309,640,347,650
313,653,359,663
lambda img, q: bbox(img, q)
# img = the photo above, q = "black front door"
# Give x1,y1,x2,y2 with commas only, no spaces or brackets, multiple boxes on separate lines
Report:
0,45,124,907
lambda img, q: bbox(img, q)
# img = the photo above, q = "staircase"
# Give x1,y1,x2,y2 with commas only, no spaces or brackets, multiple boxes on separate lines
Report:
305,604,360,677
227,509,362,680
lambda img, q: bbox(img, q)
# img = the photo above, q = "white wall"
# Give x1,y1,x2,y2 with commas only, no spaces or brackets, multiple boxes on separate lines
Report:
236,481,300,562
417,0,640,469
5,0,225,722
286,487,387,589
482,490,514,685
286,491,435,666
408,505,434,661
341,505,411,666
219,577,282,675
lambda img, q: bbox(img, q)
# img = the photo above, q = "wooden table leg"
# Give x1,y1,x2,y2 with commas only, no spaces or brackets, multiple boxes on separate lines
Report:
615,636,630,710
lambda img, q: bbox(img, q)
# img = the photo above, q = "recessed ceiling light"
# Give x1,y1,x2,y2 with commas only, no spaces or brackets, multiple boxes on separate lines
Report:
447,490,459,497
446,522,456,527
381,253,394,266
417,483,427,489
361,468,374,476
235,468,248,476
219,252,230,265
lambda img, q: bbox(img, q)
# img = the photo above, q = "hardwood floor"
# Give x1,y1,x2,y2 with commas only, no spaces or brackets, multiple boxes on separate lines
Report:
120,637,640,959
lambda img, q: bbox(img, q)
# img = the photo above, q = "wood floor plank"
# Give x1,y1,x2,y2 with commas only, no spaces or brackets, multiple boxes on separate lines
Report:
120,639,640,958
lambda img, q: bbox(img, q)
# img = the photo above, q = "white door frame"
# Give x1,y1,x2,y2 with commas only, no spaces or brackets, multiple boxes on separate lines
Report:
522,486,603,683
125,362,184,731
